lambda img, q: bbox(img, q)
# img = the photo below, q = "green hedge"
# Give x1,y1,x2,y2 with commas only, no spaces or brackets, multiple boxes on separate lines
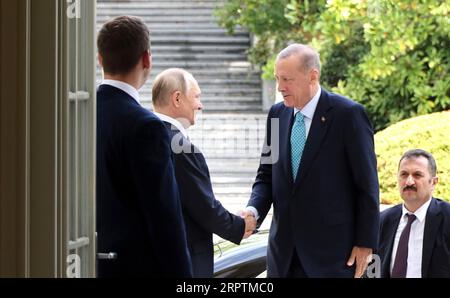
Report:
375,110,450,204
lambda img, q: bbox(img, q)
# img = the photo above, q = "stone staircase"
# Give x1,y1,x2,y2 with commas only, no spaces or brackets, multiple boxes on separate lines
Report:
97,0,271,226
96,0,262,112
189,113,266,213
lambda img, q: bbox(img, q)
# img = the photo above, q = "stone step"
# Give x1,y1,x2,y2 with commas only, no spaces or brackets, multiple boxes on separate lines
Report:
145,81,261,90
150,35,249,44
150,44,249,53
97,0,262,113
98,8,216,16
149,52,248,61
138,99,263,108
200,103,263,112
149,23,240,30
186,148,262,155
202,153,262,160
209,171,256,179
98,2,220,9
190,112,267,118
151,30,247,37
95,25,246,35
163,69,259,76
190,126,264,133
138,93,261,100
98,69,261,80
195,147,263,154
141,85,261,93
212,186,253,195
97,77,261,90
190,144,263,151
206,159,260,170
211,176,255,184
152,61,252,70
193,133,263,138
97,15,220,24
140,102,262,112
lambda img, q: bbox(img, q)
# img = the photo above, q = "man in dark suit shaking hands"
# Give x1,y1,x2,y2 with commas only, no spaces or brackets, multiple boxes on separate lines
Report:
96,16,192,277
242,43,380,277
152,68,257,277
379,149,450,278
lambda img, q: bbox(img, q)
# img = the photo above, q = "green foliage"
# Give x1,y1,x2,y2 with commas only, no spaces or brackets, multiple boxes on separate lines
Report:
215,0,326,76
375,111,450,205
215,0,450,131
261,55,276,80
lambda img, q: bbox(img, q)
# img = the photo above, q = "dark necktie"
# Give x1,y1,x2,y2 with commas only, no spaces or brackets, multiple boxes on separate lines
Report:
391,213,417,278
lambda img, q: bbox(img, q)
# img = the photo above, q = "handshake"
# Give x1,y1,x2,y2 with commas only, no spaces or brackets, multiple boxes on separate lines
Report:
237,210,257,239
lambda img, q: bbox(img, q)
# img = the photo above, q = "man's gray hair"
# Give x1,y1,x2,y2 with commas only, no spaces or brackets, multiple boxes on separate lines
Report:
152,68,196,107
277,43,321,73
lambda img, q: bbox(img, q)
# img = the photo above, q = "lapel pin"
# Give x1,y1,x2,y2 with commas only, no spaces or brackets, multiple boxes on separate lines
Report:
321,116,326,123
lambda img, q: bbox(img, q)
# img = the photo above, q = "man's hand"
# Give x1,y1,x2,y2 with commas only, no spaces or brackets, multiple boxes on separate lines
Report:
237,210,257,239
347,246,373,278
243,215,256,239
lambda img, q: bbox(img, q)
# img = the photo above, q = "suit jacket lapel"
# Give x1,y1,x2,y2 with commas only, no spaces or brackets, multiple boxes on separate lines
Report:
294,88,333,187
278,106,295,185
381,206,402,277
422,198,442,277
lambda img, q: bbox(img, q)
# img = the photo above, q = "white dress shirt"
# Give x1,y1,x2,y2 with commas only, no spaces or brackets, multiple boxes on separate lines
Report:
293,86,321,138
101,79,141,105
390,198,432,278
247,87,321,220
153,112,189,139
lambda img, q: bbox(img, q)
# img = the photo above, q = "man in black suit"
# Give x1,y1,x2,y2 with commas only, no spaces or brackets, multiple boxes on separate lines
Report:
152,68,257,277
378,149,450,278
242,44,380,277
96,16,192,277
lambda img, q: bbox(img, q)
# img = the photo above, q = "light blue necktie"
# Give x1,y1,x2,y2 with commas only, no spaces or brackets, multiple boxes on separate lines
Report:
291,112,306,180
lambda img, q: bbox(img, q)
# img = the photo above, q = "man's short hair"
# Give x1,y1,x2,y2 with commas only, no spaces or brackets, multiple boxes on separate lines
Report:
398,149,437,177
152,68,196,107
277,43,321,74
97,16,150,75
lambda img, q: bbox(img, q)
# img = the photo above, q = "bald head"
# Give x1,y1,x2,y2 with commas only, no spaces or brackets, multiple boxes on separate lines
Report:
277,44,321,76
152,68,202,128
152,68,197,108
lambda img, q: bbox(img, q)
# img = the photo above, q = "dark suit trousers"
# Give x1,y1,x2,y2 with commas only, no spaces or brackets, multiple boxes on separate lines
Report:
287,249,308,278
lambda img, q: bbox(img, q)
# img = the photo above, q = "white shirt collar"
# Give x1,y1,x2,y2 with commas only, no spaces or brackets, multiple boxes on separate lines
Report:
294,86,321,119
153,112,189,139
402,197,432,223
101,79,141,105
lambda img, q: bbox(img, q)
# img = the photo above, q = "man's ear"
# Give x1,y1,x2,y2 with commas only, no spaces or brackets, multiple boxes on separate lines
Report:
432,176,439,187
310,69,320,83
98,53,104,68
142,50,151,70
171,91,182,108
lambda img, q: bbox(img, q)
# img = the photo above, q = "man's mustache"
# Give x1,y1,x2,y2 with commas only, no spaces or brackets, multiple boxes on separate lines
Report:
403,185,417,192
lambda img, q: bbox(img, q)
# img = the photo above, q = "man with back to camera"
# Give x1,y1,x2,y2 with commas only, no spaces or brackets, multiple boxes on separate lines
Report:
152,68,257,277
96,16,192,277
378,149,450,278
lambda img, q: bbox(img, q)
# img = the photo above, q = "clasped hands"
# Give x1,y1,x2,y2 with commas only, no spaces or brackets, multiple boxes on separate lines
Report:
237,210,257,239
